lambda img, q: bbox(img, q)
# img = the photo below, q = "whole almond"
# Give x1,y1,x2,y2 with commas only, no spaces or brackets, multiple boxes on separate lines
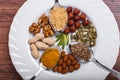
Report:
58,59,63,65
68,65,74,72
52,66,58,72
66,59,71,66
62,62,67,69
61,51,65,57
62,68,69,74
63,55,68,62
68,54,75,61
57,66,62,73
71,60,78,65
74,63,80,70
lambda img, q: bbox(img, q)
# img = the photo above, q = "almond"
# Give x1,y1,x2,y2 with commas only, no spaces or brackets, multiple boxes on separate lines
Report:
52,66,58,72
74,63,80,70
61,51,65,57
62,68,69,74
66,59,71,66
71,60,78,65
68,65,74,72
63,55,68,62
68,54,75,61
58,59,63,65
62,62,67,69
57,66,62,73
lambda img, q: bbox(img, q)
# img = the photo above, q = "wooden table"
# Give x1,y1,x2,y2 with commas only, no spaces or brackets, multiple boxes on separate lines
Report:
0,0,119,80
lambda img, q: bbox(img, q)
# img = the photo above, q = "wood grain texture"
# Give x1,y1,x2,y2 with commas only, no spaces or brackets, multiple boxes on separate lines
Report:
0,0,119,80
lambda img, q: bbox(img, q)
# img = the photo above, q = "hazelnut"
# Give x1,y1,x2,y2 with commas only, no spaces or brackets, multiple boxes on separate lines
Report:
68,12,74,19
73,8,80,15
74,15,80,21
63,27,70,34
68,20,75,26
75,22,81,29
82,19,90,26
80,13,86,20
69,25,76,32
67,7,72,13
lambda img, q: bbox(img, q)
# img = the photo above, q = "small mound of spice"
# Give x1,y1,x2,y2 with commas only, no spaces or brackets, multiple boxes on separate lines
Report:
41,48,60,69
70,43,91,61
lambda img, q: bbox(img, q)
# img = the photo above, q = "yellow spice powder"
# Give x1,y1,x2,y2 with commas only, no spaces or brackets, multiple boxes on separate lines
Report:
41,48,60,69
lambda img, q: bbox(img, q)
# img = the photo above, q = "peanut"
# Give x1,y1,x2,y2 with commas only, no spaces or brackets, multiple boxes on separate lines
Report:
35,41,49,50
30,44,39,59
42,38,55,45
28,33,44,44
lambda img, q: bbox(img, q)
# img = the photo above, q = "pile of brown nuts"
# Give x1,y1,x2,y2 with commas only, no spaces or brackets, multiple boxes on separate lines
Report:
52,51,80,74
29,23,40,35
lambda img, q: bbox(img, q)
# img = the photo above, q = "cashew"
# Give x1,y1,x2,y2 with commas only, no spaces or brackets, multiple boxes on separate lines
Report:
30,44,39,59
42,38,55,45
35,41,49,50
28,33,44,44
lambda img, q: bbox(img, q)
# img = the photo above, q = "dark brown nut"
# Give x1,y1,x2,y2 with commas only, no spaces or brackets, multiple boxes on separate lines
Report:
61,51,65,57
52,66,58,72
82,19,90,26
74,63,80,70
57,66,62,73
63,55,68,62
71,60,78,65
29,26,35,33
74,15,80,21
58,59,63,65
80,13,86,20
63,27,70,34
67,7,72,13
68,20,75,26
62,68,69,74
66,59,71,66
68,65,74,72
69,25,76,33
68,54,75,61
62,62,67,69
75,22,81,29
73,8,80,15
68,12,74,19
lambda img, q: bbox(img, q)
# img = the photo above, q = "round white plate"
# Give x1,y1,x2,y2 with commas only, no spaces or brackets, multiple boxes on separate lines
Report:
9,0,119,80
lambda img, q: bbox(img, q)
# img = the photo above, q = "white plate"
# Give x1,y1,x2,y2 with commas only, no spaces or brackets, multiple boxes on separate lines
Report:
9,0,120,80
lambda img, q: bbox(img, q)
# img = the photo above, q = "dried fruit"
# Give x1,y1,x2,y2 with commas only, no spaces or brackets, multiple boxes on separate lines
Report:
64,27,70,34
83,19,90,26
74,15,80,21
68,20,75,26
67,7,72,13
68,12,74,19
70,25,76,32
73,8,80,15
75,22,81,29
80,13,86,20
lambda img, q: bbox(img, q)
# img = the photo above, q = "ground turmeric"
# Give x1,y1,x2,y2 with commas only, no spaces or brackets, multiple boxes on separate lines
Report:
41,48,60,69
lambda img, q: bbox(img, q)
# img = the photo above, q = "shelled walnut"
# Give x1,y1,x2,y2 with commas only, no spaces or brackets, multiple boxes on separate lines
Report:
29,23,40,35
43,25,54,37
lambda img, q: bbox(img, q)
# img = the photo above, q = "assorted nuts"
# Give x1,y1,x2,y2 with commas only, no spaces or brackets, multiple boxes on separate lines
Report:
52,51,80,74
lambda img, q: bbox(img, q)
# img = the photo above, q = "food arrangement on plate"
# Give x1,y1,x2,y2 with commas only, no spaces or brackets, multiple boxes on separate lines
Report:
28,6,97,74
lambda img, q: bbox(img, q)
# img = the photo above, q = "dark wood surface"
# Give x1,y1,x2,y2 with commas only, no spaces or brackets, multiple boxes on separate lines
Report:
0,0,119,80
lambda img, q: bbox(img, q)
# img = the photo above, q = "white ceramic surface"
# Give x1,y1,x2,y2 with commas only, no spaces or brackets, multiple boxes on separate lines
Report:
9,0,120,80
